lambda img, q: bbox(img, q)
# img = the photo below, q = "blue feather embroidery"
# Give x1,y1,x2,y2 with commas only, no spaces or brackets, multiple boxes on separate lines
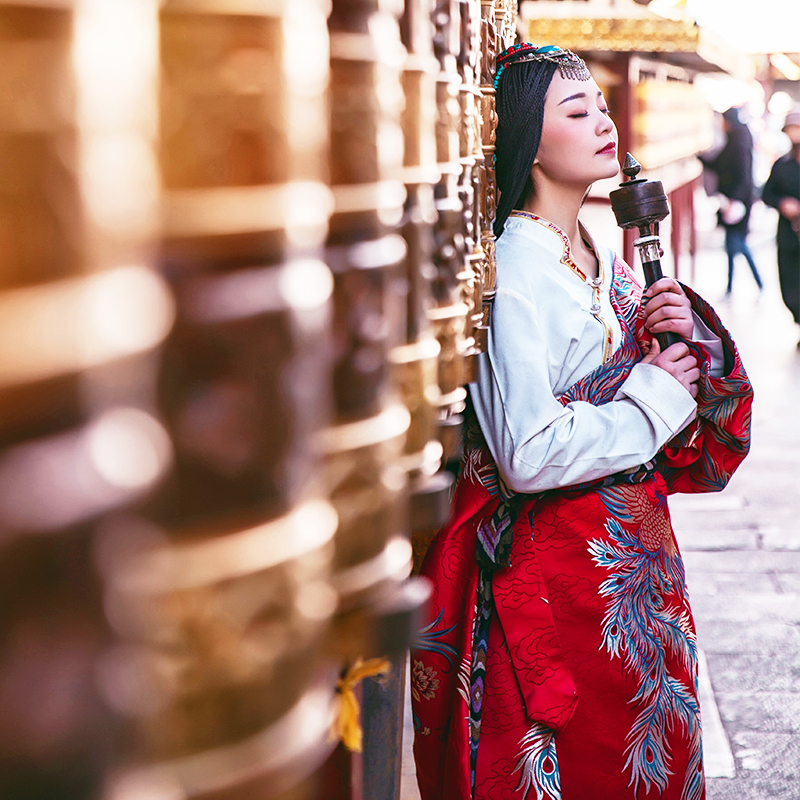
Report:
588,513,704,799
513,722,561,800
414,607,458,667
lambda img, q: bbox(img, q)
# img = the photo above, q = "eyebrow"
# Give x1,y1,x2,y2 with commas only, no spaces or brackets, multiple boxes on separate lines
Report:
558,91,603,106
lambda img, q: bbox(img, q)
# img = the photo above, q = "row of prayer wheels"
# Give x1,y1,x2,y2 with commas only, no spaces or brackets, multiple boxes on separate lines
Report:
0,1,516,798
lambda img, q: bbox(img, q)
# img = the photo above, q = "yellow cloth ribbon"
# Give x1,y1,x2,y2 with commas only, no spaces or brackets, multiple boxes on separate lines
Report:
331,657,392,752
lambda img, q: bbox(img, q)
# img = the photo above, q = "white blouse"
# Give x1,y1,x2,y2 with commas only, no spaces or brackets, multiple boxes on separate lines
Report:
471,213,723,494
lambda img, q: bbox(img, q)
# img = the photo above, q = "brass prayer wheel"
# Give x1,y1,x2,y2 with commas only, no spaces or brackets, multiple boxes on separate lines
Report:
425,0,514,464
99,3,339,799
99,503,338,741
428,0,471,459
0,2,170,798
0,1,518,797
323,0,415,662
105,683,336,800
410,0,515,573
457,0,484,383
394,0,453,532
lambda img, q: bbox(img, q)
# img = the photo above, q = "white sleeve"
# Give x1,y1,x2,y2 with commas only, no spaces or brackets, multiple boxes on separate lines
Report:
471,286,697,494
691,313,725,378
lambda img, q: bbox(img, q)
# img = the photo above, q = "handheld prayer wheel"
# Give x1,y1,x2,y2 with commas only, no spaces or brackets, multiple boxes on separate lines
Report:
610,152,681,349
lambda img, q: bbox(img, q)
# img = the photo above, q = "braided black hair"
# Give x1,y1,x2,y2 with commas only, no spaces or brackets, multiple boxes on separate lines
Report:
493,58,558,238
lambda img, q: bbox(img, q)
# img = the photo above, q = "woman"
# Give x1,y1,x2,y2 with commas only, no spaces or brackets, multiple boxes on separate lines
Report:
699,107,763,296
411,44,753,800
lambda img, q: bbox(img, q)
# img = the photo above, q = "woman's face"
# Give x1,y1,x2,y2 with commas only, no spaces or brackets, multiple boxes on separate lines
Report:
533,71,619,188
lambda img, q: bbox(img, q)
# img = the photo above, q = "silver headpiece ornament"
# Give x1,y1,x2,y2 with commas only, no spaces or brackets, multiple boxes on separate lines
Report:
494,44,590,89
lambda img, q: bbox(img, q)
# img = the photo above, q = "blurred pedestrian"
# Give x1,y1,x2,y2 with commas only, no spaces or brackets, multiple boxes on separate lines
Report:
699,107,763,297
762,109,800,341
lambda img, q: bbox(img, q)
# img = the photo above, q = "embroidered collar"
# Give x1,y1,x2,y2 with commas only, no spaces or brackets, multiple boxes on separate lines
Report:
507,210,614,361
507,210,605,287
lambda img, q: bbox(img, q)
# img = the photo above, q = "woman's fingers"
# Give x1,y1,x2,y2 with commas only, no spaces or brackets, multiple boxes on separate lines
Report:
672,357,700,396
642,280,690,316
643,290,690,314
645,283,685,302
672,352,699,374
643,341,700,396
659,342,691,361
640,337,661,364
644,277,683,297
648,307,689,331
642,282,693,338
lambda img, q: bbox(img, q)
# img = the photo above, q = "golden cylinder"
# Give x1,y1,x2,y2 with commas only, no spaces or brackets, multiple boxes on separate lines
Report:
100,5,338,800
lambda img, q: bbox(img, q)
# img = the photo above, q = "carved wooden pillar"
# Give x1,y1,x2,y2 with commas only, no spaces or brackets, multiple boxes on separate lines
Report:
98,3,339,800
0,2,172,798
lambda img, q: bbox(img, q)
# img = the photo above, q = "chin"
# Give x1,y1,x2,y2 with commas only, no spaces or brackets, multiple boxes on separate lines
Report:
558,163,618,190
596,159,620,181
605,164,621,180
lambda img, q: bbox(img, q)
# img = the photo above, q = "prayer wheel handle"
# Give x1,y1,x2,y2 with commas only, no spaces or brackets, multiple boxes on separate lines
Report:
609,153,681,349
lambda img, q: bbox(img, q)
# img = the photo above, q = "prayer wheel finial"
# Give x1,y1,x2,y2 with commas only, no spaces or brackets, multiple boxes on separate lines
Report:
609,152,670,232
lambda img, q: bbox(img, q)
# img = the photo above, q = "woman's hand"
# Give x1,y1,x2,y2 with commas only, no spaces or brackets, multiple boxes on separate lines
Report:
641,339,700,399
641,278,694,340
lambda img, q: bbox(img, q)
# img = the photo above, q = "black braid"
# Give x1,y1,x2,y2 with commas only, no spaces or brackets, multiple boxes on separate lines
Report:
493,59,558,239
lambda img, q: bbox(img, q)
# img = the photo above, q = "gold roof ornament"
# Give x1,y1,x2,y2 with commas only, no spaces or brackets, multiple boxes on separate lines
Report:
521,4,759,80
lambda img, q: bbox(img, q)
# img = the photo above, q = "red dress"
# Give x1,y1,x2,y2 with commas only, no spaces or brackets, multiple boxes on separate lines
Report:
411,258,753,800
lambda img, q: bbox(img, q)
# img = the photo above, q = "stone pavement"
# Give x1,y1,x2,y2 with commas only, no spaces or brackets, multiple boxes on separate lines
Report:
400,198,800,800
669,199,800,800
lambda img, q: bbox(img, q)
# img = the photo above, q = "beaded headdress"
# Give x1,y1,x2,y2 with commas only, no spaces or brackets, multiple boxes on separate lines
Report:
494,43,590,90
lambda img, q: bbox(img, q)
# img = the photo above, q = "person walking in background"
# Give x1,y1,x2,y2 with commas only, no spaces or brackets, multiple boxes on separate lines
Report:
762,109,800,342
699,107,763,297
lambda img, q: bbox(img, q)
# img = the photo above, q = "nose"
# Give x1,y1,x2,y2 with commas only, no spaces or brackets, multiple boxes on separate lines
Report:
596,109,614,136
